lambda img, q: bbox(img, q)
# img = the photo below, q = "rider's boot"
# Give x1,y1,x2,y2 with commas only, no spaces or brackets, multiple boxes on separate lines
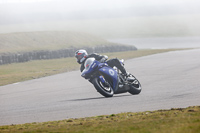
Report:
122,72,129,81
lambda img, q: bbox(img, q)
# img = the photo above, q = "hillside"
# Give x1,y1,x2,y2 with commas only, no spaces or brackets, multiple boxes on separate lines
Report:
0,31,111,54
0,31,137,65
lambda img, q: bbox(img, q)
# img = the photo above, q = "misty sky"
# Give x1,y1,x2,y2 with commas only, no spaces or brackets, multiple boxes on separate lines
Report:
0,0,200,37
1,0,200,12
1,0,200,24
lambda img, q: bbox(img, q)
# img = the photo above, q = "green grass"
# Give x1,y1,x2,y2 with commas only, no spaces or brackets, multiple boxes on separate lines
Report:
0,58,78,86
0,106,199,133
0,49,189,86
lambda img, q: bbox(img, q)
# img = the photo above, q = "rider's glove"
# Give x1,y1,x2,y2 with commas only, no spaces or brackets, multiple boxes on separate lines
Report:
100,55,108,63
100,58,106,63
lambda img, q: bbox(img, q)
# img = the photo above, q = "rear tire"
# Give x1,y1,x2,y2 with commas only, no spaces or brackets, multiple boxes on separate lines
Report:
93,78,114,97
128,75,142,95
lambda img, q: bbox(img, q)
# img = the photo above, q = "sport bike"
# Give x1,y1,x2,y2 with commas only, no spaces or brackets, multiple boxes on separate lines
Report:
81,57,142,97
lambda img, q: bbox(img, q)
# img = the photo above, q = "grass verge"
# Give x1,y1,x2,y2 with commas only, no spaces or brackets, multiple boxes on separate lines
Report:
0,49,189,86
0,106,199,133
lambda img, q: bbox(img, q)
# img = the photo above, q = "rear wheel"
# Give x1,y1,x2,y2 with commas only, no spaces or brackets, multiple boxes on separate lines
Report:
128,75,142,95
93,78,114,97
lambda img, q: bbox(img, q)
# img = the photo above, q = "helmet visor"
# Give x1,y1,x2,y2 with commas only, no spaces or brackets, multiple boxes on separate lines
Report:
76,53,84,61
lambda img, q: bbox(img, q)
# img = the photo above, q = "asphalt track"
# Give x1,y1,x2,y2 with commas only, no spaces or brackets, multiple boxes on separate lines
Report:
0,49,200,125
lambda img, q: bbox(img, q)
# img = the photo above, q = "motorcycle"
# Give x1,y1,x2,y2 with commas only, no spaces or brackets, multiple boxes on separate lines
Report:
81,57,142,97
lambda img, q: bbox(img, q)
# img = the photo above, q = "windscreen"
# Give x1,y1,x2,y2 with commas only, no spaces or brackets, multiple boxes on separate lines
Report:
84,58,95,71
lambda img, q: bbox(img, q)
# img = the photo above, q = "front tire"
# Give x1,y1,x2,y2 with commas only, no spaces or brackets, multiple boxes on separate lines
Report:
93,78,114,97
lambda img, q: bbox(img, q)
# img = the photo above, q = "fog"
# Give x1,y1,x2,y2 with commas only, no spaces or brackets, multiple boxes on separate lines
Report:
0,0,200,38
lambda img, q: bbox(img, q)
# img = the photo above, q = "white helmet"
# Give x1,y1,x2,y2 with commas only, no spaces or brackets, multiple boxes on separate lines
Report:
75,49,88,64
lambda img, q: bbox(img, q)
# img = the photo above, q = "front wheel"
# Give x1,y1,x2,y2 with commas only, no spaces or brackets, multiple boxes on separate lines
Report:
92,78,114,97
128,75,142,95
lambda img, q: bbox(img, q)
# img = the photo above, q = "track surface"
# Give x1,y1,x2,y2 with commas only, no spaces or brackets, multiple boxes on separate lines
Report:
0,49,200,125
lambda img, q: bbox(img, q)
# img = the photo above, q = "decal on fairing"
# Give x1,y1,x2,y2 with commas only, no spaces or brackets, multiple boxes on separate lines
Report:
91,63,96,68
109,69,115,76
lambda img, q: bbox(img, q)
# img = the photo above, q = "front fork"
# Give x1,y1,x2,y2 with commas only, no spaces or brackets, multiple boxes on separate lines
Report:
99,75,106,84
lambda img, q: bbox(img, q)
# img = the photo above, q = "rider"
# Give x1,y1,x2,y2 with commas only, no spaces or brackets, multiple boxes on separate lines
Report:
75,49,128,76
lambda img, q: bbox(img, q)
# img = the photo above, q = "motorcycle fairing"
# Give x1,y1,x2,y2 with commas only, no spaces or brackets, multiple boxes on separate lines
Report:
98,65,119,92
81,58,97,78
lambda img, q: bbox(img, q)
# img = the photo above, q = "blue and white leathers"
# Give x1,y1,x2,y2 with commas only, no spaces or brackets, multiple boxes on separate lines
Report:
81,58,119,92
